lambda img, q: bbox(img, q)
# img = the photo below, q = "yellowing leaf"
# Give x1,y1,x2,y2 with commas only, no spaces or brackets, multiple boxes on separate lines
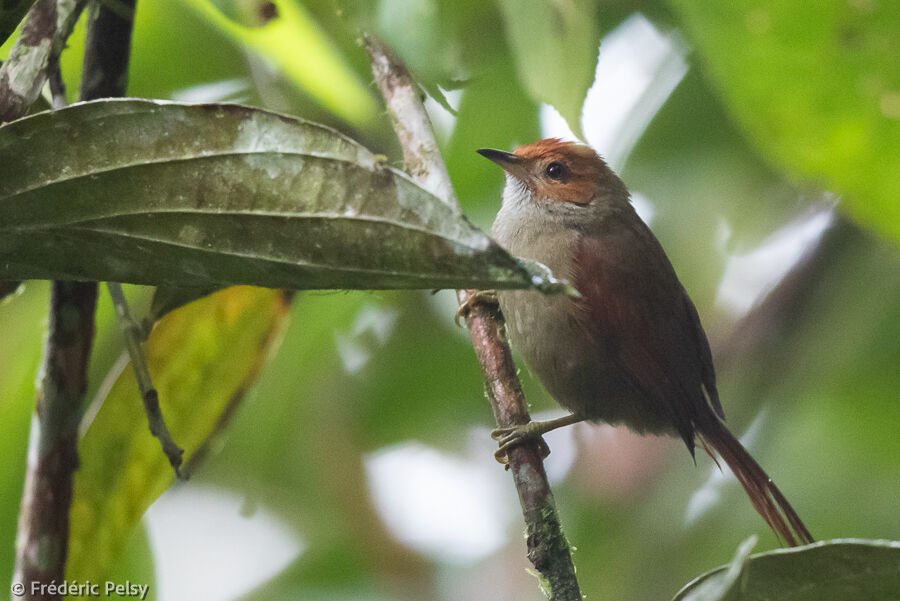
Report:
67,286,290,581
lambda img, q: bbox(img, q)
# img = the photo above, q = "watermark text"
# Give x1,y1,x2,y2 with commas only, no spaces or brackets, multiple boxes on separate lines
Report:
11,580,149,600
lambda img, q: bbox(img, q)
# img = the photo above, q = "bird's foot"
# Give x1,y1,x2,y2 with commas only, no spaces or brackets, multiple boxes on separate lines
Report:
455,290,499,326
491,422,551,464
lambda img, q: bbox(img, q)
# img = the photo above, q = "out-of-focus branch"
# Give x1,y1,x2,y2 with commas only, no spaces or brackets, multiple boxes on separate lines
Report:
0,0,89,123
12,1,137,597
13,281,97,601
365,36,582,601
79,0,136,100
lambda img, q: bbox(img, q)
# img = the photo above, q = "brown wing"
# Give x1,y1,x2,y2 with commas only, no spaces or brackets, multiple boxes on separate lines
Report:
572,209,720,455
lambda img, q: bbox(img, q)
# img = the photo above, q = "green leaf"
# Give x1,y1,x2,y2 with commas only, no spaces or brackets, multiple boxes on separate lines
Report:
668,0,900,243
674,538,900,601
0,99,542,291
674,537,756,601
67,286,290,582
180,0,378,127
496,0,599,138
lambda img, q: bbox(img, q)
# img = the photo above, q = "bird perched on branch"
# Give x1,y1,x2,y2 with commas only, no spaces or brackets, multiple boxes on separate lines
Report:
471,138,812,546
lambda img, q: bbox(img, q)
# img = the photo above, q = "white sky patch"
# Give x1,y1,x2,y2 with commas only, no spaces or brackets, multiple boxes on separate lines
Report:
542,13,688,172
630,191,656,226
424,87,463,146
335,303,399,374
145,484,304,601
364,413,578,563
365,440,514,563
716,207,834,317
171,79,250,103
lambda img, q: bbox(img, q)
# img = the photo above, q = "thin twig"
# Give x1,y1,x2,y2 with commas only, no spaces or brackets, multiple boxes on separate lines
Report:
107,283,185,476
365,36,582,601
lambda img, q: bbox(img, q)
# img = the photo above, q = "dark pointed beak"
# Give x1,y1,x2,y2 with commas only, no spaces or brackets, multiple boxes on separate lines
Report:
477,148,519,166
477,148,529,182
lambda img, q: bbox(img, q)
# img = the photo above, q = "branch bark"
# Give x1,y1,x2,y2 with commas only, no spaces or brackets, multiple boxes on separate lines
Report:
365,36,582,601
12,1,136,598
79,0,136,101
0,0,88,123
13,281,97,601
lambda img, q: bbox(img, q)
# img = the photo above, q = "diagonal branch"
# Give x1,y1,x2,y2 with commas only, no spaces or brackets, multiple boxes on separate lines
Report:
365,36,582,601
0,0,89,123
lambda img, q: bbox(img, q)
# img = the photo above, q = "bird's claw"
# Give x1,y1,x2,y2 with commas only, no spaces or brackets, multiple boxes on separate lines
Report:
491,422,551,465
455,290,499,327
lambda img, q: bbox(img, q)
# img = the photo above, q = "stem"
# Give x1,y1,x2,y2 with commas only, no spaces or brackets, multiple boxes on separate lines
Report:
12,2,137,597
12,282,97,601
365,36,582,601
0,0,89,123
107,283,184,476
79,0,136,101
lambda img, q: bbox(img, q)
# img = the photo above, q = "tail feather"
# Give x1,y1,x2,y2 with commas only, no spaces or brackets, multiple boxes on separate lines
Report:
698,418,813,546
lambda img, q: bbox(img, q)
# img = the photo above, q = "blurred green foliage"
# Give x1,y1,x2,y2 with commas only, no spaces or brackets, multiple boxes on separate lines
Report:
669,0,900,242
496,0,598,137
1,1,899,600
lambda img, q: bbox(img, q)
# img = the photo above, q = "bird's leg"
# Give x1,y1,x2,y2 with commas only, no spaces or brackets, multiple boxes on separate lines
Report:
491,413,586,463
455,289,499,326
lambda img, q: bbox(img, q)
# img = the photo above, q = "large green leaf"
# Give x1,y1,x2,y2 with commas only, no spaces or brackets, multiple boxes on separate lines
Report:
668,0,900,243
67,286,290,582
674,538,900,601
0,99,543,291
496,0,599,138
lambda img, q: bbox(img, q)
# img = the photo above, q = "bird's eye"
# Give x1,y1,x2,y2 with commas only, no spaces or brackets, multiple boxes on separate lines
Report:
545,162,565,180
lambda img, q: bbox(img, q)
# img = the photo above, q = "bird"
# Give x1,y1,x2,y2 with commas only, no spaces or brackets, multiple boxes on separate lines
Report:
471,138,813,546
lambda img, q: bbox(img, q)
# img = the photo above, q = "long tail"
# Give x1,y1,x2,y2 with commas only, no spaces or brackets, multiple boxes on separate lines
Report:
697,417,813,546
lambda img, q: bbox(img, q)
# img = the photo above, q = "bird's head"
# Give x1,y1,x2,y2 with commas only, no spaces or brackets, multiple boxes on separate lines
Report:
478,138,626,210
